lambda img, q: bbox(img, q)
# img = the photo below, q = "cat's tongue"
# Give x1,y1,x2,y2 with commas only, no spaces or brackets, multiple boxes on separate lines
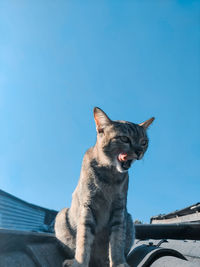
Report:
118,153,128,162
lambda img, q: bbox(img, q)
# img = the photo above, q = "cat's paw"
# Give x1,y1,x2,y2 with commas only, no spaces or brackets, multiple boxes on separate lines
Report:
71,260,85,267
63,259,86,267
116,263,130,267
63,259,74,267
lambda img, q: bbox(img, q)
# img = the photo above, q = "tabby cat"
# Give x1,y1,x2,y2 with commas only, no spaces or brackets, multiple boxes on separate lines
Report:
55,107,154,267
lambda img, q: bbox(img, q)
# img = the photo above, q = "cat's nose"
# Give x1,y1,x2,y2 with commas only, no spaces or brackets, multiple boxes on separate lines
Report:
135,149,143,159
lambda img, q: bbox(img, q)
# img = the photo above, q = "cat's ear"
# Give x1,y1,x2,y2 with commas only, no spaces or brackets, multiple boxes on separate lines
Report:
93,107,111,133
139,117,155,129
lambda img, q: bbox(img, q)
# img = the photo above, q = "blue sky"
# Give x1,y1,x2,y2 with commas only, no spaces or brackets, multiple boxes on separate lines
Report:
0,1,199,223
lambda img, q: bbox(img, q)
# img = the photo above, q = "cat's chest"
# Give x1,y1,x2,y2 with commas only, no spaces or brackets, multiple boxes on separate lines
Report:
91,186,123,230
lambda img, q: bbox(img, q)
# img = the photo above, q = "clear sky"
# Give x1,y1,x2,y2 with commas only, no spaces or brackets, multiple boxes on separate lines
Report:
0,1,199,223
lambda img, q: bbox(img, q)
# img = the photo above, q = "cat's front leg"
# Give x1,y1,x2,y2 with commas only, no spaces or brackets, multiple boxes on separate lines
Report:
109,207,130,267
72,205,96,267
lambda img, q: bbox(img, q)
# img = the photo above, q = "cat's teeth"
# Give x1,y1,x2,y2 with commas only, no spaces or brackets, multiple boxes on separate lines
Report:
118,153,128,162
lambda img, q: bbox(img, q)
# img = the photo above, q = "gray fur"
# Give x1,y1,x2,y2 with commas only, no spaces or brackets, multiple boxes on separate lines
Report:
55,107,154,267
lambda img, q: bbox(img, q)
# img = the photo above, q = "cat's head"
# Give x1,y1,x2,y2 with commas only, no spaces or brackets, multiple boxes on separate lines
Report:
94,107,154,173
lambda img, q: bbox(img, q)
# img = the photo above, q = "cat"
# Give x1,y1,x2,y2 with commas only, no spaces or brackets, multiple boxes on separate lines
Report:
55,107,154,267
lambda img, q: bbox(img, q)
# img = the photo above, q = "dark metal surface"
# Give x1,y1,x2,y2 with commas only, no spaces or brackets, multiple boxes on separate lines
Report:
0,229,200,267
135,223,200,240
0,229,65,267
132,239,200,267
127,243,187,267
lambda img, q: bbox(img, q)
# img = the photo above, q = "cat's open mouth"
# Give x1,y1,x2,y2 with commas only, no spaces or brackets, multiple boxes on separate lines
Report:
121,159,133,170
117,153,134,171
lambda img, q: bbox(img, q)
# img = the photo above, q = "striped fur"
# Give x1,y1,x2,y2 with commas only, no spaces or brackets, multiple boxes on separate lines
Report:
55,107,154,267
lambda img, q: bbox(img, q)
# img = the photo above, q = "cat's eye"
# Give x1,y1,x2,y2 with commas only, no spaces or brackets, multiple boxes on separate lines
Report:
141,140,148,146
119,136,130,143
